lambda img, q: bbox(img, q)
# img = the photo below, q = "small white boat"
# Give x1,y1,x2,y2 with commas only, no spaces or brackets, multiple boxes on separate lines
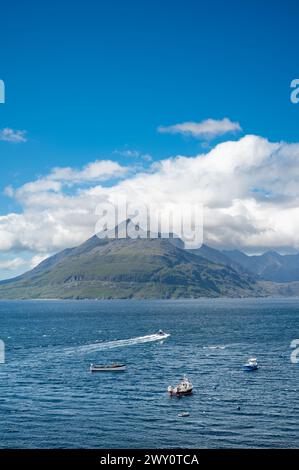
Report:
168,375,193,396
90,363,126,372
243,357,258,371
178,412,190,417
157,329,168,338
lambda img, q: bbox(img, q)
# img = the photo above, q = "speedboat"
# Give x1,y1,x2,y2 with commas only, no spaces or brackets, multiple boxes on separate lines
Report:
157,329,169,338
243,357,258,371
168,375,193,396
90,363,126,372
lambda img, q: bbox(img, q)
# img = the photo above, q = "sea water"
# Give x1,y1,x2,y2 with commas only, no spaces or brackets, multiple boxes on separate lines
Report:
0,298,298,448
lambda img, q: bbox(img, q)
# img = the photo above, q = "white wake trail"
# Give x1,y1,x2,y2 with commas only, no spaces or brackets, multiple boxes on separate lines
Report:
63,333,170,356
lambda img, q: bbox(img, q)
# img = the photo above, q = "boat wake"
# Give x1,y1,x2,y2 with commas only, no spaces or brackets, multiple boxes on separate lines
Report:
8,333,170,367
63,332,170,356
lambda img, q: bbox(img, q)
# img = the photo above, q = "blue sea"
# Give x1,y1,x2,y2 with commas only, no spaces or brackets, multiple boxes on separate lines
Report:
0,298,298,449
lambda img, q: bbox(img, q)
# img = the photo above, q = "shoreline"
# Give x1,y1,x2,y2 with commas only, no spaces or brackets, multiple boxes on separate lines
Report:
1,296,299,302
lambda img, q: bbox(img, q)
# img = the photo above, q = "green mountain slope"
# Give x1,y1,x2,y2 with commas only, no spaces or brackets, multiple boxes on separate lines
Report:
0,235,261,299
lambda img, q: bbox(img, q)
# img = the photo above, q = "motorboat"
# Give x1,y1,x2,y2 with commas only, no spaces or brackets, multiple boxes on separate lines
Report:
90,363,126,372
168,375,193,396
177,412,190,417
157,329,169,338
243,357,258,371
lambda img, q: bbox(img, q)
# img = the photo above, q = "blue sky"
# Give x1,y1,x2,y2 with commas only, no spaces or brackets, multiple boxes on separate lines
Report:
0,0,299,278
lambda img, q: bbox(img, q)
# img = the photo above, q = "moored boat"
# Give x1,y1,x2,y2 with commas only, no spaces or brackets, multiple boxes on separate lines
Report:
90,363,126,372
243,357,258,371
168,375,193,396
178,412,190,417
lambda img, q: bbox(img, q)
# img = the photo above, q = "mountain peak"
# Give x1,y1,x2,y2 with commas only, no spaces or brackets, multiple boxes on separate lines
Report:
0,231,257,299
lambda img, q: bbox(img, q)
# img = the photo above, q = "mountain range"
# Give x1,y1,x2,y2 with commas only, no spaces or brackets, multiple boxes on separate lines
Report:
1,221,299,299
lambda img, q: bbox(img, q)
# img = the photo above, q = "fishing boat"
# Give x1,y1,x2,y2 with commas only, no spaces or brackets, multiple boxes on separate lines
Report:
243,357,258,371
168,375,193,396
90,363,126,372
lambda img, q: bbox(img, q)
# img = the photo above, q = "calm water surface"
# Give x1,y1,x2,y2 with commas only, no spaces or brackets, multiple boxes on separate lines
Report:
0,298,298,448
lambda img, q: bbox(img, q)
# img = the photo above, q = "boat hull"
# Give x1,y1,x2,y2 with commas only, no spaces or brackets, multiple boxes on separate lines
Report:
90,365,126,372
243,365,258,371
169,388,193,397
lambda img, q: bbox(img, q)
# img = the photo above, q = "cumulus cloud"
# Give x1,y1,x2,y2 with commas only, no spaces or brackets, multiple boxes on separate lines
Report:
2,134,299,278
0,257,25,270
0,253,50,278
49,160,126,183
158,118,242,139
5,160,127,199
29,254,50,269
0,128,27,143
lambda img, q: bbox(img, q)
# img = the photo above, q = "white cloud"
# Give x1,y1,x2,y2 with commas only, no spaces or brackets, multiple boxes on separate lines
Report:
3,134,299,278
113,149,153,162
0,253,50,278
0,257,25,270
114,149,141,158
3,185,14,197
0,229,17,251
29,254,50,269
5,160,127,200
49,160,126,183
0,128,27,143
158,118,242,139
